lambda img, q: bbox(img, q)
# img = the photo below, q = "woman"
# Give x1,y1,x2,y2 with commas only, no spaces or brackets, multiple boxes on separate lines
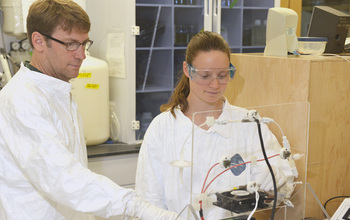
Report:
135,31,294,219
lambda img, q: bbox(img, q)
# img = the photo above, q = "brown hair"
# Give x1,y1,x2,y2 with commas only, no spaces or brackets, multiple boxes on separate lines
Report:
160,31,231,117
27,0,91,48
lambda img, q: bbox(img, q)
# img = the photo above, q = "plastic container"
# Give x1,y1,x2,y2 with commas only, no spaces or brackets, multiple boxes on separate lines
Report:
0,0,25,35
298,37,328,55
0,0,86,35
70,52,110,146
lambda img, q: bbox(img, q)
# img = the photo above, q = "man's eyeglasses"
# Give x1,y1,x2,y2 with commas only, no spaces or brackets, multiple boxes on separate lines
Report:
187,63,236,85
40,32,93,51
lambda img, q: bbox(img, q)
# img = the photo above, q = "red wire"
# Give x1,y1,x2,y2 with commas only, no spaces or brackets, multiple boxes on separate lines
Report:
199,200,205,220
201,163,219,193
202,154,280,193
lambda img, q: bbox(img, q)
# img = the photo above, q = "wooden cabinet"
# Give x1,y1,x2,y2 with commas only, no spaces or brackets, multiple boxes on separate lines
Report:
225,53,350,218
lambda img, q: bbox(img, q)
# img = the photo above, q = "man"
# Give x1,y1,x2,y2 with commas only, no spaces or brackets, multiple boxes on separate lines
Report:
0,0,183,219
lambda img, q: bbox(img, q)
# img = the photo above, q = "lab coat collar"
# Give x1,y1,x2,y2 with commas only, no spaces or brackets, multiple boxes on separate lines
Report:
174,97,240,139
20,62,72,94
207,99,234,138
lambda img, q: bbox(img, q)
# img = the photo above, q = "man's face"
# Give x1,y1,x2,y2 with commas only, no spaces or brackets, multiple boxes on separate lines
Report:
43,28,89,82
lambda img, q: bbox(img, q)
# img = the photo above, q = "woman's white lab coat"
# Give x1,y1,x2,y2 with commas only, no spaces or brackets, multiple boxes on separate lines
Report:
135,100,294,219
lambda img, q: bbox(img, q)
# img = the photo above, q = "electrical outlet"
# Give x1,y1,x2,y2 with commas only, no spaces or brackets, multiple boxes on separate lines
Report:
132,120,140,130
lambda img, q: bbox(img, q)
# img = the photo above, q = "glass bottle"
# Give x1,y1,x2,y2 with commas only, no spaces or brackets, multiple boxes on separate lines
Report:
174,0,184,5
186,0,196,5
175,25,187,46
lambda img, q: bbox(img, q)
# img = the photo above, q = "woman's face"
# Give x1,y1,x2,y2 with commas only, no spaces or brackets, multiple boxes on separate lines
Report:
183,50,230,108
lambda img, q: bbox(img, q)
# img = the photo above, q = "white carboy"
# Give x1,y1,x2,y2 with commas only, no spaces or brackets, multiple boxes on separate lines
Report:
70,52,110,146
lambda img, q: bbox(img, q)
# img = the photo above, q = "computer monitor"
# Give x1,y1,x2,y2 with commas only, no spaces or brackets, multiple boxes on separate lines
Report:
307,6,350,54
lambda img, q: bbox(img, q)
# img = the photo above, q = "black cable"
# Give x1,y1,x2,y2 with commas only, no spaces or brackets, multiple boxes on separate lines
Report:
255,119,277,220
324,196,350,211
18,37,28,44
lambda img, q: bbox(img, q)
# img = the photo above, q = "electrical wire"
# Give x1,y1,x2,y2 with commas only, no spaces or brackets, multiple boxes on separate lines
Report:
322,53,350,64
247,188,260,220
201,154,280,194
203,161,250,193
201,162,219,193
324,196,350,211
256,119,277,220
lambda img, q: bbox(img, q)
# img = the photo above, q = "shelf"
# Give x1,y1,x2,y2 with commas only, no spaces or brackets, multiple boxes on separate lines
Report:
242,47,265,53
174,46,189,50
173,5,202,8
136,87,174,93
134,0,274,141
136,47,173,50
136,3,172,7
136,0,173,5
243,0,273,7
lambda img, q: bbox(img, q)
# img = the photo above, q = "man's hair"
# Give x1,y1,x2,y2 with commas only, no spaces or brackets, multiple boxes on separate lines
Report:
26,0,91,48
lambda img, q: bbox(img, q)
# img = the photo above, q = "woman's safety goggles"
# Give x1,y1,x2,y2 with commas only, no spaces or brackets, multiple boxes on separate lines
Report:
187,63,236,85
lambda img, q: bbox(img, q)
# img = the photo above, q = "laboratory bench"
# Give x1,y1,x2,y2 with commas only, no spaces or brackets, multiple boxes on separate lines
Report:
87,142,141,158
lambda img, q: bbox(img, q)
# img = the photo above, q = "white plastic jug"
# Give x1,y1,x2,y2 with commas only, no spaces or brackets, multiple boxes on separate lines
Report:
70,52,110,146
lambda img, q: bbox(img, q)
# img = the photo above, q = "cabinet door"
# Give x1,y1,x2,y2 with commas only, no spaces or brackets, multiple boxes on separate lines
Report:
136,2,175,140
88,154,138,220
87,0,137,144
88,154,138,187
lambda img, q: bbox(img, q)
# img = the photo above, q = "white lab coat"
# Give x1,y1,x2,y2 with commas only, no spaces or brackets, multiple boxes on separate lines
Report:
135,100,294,219
0,64,181,220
